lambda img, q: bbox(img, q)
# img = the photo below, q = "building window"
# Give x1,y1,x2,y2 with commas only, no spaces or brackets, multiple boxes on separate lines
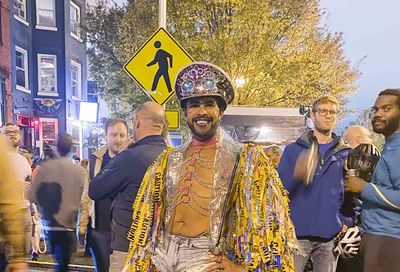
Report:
14,0,28,24
36,0,56,30
15,46,29,92
70,1,81,40
0,77,6,126
71,122,81,158
40,118,58,146
70,60,81,99
38,54,57,96
87,81,98,103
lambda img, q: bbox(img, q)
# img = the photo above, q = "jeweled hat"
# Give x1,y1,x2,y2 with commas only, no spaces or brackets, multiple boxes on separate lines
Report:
175,62,235,110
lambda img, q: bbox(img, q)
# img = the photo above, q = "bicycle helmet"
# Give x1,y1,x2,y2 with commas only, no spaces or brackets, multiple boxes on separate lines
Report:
347,143,380,181
333,226,361,258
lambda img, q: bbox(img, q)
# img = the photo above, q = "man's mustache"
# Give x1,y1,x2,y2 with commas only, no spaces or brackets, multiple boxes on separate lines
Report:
193,115,212,122
372,118,384,123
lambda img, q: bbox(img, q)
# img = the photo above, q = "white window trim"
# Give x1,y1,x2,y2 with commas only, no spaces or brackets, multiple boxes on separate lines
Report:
70,1,82,42
35,0,57,30
14,0,27,22
37,54,58,97
69,121,82,158
70,59,82,100
15,46,30,93
14,14,29,26
36,25,58,31
71,32,83,43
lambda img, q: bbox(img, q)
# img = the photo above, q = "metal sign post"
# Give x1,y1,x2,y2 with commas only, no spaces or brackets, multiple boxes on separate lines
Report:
159,0,166,28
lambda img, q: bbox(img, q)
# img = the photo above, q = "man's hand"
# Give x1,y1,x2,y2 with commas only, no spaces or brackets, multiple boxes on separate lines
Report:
7,262,28,271
336,224,349,240
203,255,245,272
119,136,134,153
344,175,368,193
293,149,317,184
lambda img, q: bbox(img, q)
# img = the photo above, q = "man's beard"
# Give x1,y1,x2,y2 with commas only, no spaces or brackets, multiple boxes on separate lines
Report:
372,116,400,136
187,118,219,141
10,137,20,148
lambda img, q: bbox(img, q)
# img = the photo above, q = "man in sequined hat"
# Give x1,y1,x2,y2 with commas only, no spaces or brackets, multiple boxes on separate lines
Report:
125,62,300,271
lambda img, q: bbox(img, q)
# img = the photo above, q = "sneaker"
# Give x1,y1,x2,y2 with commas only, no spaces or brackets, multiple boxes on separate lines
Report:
30,252,39,261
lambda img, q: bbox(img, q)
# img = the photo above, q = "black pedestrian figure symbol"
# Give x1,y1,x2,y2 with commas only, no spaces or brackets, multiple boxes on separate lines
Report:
147,41,173,93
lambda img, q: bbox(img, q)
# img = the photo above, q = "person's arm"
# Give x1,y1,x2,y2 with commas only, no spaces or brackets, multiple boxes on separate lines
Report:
361,158,400,209
346,158,400,211
77,164,91,245
147,58,157,67
277,145,296,194
362,183,400,210
168,53,173,68
28,165,44,204
339,192,359,227
89,151,135,200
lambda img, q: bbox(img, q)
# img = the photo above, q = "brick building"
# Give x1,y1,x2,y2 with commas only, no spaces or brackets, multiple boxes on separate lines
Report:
0,0,13,126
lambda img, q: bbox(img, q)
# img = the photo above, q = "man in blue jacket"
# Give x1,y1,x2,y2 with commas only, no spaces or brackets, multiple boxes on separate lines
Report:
345,89,400,272
278,95,357,272
89,102,167,272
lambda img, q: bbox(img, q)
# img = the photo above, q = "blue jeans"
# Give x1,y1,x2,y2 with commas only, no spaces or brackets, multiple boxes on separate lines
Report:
47,230,76,272
151,233,218,272
87,229,112,272
295,238,337,272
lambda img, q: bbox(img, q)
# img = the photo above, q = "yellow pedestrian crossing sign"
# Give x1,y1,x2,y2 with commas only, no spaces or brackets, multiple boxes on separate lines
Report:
124,28,194,105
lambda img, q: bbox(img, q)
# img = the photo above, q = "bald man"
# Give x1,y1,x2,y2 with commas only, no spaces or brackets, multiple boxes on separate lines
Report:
89,102,168,272
338,125,373,272
342,125,373,149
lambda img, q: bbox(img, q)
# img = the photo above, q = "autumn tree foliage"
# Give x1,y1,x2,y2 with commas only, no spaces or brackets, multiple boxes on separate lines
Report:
86,0,359,117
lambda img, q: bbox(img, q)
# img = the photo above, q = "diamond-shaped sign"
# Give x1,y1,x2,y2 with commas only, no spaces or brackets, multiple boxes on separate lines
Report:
124,28,194,105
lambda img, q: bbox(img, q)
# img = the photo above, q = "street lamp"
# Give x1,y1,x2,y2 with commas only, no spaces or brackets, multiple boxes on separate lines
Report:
235,77,246,88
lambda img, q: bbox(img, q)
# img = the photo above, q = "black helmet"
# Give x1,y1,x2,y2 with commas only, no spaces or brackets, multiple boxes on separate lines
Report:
347,143,380,181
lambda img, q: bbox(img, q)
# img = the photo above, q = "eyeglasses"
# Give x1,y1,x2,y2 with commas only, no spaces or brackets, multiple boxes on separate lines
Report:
314,108,339,116
4,130,20,136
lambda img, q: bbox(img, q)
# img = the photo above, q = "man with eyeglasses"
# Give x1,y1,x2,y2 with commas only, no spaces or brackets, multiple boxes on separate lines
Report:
1,123,32,260
278,95,358,272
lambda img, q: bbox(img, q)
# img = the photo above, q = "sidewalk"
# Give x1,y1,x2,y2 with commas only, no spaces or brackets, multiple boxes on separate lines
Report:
28,248,94,271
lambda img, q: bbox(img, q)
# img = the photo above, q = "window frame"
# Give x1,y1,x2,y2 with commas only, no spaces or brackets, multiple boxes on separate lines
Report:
14,0,29,26
39,117,58,148
37,54,58,97
35,0,57,31
15,46,30,93
69,1,82,41
70,59,81,100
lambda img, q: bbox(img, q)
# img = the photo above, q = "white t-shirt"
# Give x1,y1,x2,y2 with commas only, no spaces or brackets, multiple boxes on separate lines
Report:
9,152,32,180
8,151,32,206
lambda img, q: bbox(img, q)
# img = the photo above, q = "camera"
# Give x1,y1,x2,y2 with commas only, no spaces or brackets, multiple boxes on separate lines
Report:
299,105,312,117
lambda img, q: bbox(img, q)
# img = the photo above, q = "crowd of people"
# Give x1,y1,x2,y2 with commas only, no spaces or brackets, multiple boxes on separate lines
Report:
0,61,399,272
